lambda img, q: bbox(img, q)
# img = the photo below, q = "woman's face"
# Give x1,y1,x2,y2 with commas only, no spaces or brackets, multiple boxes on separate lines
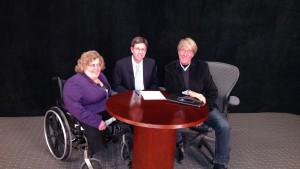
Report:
178,47,194,65
84,58,101,80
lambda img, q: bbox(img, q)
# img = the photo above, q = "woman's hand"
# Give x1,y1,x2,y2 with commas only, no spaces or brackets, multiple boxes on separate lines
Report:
188,90,206,104
98,120,107,130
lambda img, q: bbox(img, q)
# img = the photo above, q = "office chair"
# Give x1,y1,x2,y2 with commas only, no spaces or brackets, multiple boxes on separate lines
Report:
187,61,240,164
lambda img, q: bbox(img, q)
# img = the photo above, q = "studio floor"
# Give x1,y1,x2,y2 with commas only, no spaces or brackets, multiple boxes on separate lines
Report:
0,112,299,169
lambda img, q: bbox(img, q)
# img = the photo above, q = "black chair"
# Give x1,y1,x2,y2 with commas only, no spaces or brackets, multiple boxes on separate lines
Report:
44,77,121,169
187,61,240,164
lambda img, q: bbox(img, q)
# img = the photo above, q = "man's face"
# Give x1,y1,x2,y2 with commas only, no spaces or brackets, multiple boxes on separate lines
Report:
178,48,194,65
131,43,147,64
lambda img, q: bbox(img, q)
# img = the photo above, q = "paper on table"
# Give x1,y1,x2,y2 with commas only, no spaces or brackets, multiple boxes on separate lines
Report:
140,91,166,100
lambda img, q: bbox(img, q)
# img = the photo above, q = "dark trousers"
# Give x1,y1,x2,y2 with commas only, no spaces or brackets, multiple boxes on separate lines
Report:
80,111,111,156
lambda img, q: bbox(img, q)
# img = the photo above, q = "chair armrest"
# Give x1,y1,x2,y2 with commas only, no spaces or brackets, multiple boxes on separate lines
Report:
228,96,240,106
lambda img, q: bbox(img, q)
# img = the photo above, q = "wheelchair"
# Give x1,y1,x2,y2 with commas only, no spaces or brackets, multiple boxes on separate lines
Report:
44,77,122,169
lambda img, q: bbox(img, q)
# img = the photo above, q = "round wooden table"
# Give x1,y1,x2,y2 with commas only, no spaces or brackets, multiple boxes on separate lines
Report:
106,91,209,169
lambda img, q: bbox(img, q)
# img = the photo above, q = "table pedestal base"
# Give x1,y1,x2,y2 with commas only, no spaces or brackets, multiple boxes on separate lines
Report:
132,126,176,169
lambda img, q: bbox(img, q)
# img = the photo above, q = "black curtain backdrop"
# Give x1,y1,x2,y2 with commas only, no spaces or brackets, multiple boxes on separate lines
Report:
1,0,299,116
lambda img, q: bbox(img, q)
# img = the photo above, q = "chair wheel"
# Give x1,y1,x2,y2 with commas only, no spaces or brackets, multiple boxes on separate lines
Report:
80,158,102,169
210,159,214,165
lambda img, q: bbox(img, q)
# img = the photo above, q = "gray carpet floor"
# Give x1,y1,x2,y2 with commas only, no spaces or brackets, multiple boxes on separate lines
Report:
0,112,299,169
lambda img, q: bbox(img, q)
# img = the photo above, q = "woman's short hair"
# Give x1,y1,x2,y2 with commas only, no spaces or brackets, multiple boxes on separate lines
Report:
131,36,148,48
177,37,198,54
75,50,105,73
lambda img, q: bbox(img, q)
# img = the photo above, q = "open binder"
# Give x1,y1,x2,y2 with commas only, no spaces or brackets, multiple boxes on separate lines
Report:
167,94,203,107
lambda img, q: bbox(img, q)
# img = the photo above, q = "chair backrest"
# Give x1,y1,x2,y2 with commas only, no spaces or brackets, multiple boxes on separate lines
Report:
206,61,239,114
52,77,65,108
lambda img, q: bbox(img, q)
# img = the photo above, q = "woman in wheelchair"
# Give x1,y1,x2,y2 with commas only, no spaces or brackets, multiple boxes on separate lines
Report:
63,50,114,156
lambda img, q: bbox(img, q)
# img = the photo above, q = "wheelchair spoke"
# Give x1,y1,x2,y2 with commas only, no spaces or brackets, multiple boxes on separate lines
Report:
46,129,56,138
54,133,65,156
47,115,58,130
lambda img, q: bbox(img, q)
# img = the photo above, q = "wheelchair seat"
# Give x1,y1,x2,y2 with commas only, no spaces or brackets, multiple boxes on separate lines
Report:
186,61,240,164
44,77,122,169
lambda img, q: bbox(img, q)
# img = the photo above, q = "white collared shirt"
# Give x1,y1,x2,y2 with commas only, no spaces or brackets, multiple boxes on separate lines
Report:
132,57,144,90
132,57,144,77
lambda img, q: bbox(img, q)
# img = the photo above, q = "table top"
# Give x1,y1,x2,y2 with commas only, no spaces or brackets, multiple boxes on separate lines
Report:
106,91,209,129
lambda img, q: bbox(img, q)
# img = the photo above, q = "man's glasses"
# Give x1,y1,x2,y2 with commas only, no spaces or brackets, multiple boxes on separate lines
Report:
133,47,147,52
179,49,193,55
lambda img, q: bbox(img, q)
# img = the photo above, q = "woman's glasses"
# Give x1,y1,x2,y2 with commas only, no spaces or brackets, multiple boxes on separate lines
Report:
88,63,101,69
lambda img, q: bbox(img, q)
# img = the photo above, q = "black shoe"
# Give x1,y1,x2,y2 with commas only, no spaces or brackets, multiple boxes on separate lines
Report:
213,164,227,169
176,141,185,164
127,160,132,169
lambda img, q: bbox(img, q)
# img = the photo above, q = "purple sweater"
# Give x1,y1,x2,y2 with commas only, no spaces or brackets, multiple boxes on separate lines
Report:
63,73,111,128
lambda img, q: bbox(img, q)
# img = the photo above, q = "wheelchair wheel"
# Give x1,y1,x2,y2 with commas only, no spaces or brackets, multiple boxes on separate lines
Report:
44,106,72,160
121,141,130,160
80,158,102,169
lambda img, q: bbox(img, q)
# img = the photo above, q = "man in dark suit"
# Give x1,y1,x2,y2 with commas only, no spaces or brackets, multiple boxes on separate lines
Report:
112,36,159,93
112,36,159,168
164,37,230,169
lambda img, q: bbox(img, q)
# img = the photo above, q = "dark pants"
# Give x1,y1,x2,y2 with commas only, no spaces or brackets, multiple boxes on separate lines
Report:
80,111,111,156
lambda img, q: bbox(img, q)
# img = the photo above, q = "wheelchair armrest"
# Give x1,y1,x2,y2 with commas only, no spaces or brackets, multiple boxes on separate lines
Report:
228,96,240,106
111,90,118,96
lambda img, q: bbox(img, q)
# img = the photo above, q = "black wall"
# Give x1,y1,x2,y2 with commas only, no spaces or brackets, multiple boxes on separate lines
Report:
1,0,299,116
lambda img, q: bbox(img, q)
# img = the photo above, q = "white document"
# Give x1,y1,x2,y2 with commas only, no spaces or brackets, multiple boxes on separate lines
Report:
140,91,166,100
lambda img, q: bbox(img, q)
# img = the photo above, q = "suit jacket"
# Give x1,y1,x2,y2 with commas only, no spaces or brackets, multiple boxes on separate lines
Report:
164,59,218,109
112,56,159,93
